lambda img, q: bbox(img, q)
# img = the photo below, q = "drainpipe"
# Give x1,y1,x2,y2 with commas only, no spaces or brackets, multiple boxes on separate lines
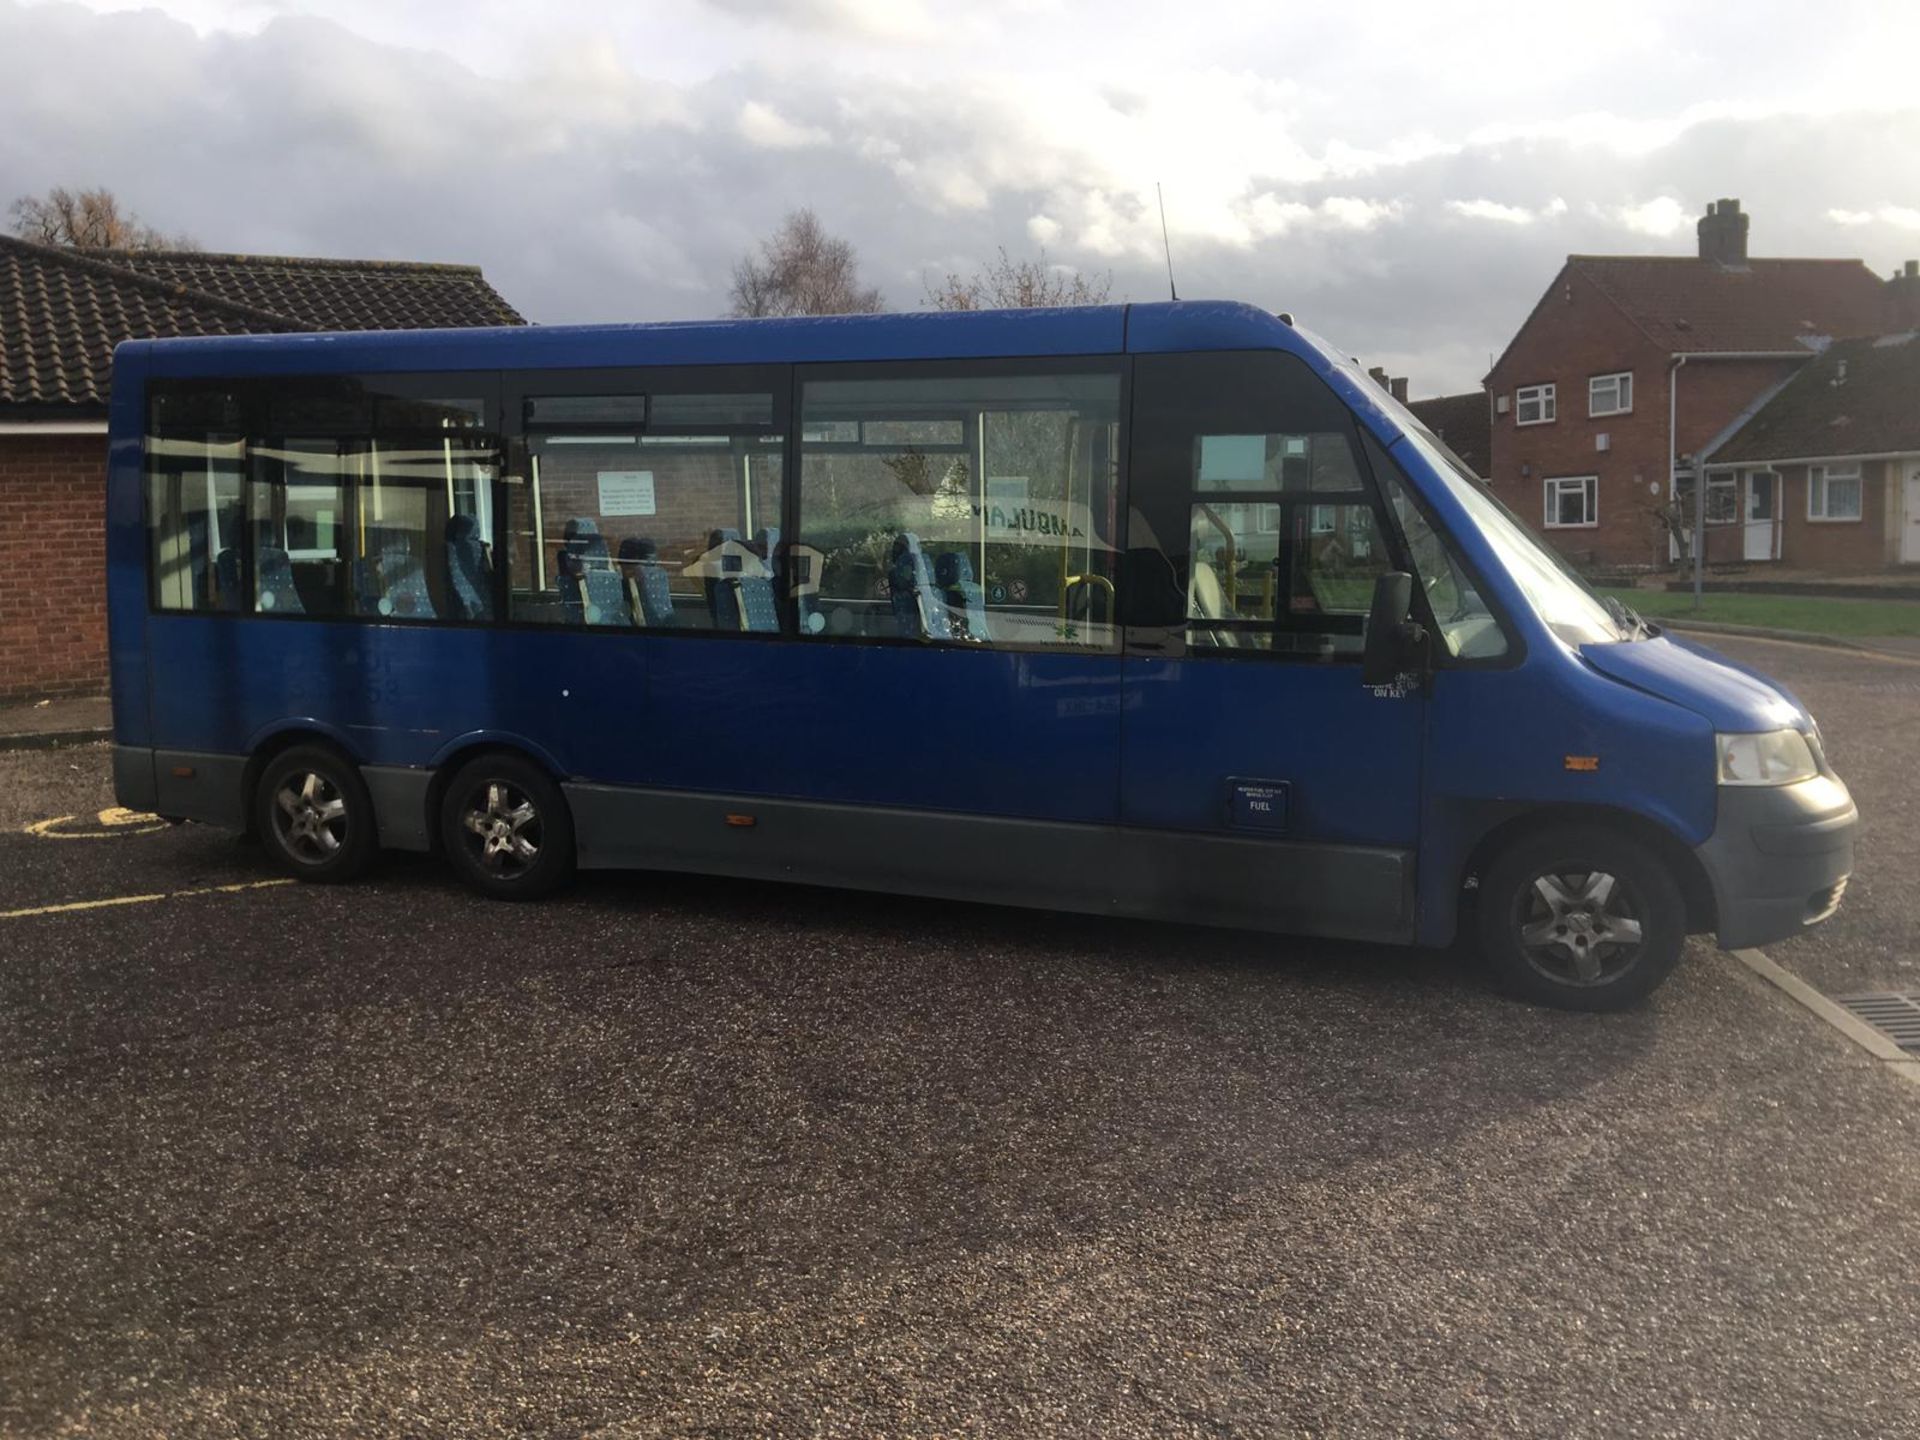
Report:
1670,355,1699,612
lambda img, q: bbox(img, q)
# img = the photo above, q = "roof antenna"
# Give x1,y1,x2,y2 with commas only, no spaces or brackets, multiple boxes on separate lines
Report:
1156,182,1178,302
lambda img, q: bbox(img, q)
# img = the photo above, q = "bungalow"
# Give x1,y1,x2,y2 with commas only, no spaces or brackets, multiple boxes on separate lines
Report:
0,237,523,702
1701,330,1920,569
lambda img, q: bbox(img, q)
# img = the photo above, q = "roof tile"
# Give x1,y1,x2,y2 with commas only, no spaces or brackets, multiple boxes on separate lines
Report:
0,236,524,415
1572,256,1890,354
1712,332,1920,463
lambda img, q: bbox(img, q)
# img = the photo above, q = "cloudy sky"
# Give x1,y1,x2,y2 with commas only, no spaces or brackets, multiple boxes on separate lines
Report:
4,0,1917,391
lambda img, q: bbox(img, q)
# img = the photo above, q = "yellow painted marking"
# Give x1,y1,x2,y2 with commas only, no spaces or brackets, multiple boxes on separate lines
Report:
23,808,168,839
0,879,291,922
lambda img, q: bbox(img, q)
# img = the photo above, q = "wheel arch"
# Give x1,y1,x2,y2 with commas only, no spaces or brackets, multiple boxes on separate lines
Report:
423,737,570,856
1459,803,1717,937
241,726,365,838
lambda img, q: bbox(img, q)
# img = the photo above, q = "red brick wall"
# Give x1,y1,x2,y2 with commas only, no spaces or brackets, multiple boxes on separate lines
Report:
0,433,108,703
1486,267,1672,569
1778,461,1892,570
1486,265,1806,571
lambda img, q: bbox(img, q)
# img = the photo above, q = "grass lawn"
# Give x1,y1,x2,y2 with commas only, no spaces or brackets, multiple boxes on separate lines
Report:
1600,587,1920,638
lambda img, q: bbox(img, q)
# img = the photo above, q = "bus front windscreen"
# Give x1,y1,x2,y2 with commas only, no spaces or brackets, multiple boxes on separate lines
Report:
1396,425,1628,648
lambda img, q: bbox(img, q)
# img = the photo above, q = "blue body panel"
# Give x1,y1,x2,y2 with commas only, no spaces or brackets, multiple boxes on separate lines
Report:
1119,659,1424,847
107,299,1824,949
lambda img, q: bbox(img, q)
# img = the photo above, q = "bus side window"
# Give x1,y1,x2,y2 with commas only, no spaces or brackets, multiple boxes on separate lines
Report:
508,388,786,633
146,382,497,624
795,365,1122,649
1130,352,1392,660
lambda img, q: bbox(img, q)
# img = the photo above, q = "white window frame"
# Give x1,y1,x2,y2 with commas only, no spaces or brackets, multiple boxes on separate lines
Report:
1588,371,1633,417
1704,471,1738,526
1515,383,1557,426
1807,462,1864,523
1544,475,1598,529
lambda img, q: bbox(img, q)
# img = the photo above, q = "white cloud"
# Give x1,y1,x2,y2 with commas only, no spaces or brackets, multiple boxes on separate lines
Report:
1610,196,1690,237
737,99,827,148
8,0,1920,397
1446,198,1537,225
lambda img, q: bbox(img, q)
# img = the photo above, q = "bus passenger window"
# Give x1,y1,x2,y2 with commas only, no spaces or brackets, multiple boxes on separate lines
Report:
146,382,497,623
1133,351,1392,660
509,397,785,632
796,368,1121,649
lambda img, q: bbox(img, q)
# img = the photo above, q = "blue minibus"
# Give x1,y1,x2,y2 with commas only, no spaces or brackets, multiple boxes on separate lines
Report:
106,301,1855,1009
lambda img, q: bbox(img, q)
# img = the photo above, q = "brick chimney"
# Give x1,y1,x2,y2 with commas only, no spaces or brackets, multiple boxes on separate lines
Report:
1389,376,1409,403
1889,259,1920,329
1697,198,1749,267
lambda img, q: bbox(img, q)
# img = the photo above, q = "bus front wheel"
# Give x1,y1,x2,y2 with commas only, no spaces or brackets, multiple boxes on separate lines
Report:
1476,825,1685,1011
255,744,377,884
439,754,576,901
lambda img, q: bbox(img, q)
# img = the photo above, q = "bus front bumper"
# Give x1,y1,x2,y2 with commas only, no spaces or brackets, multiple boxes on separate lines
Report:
1695,775,1856,951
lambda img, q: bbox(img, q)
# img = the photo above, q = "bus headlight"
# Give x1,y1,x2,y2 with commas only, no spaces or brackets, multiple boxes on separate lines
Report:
1717,729,1819,787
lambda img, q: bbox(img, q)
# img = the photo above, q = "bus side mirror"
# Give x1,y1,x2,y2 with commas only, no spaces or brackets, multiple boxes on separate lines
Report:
1362,571,1428,687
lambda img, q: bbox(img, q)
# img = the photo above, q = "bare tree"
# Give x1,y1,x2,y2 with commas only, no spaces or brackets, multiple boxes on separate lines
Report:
9,186,195,250
728,209,883,317
923,248,1112,311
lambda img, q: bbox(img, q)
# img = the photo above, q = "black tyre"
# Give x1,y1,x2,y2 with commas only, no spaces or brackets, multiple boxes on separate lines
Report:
1476,825,1686,1011
439,754,575,900
255,744,377,883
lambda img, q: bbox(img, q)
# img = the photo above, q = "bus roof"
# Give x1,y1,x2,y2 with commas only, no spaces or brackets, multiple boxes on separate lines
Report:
117,299,1319,380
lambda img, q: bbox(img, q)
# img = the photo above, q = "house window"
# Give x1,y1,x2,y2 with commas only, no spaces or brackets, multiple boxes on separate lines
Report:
1589,371,1633,417
1808,463,1863,522
1705,472,1738,525
1516,384,1556,426
1544,475,1598,528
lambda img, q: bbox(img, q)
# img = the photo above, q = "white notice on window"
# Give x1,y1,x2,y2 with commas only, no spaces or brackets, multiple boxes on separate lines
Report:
597,470,656,516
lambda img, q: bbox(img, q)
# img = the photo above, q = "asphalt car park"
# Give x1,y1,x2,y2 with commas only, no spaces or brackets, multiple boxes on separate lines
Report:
2,635,1917,1438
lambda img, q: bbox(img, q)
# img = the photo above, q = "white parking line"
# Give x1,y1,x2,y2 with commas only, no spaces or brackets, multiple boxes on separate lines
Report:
1730,947,1920,1088
0,879,292,922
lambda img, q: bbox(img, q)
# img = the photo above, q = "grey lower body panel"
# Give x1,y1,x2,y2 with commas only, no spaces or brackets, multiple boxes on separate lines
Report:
112,745,158,813
117,746,433,851
564,782,1416,944
1696,775,1857,950
147,749,250,828
362,766,434,852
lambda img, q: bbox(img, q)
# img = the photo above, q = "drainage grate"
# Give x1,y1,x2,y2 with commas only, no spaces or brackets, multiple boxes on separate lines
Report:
1835,993,1920,1052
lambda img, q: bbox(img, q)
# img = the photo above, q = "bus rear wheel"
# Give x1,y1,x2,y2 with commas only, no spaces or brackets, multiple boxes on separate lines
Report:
440,755,575,901
255,745,377,883
1476,825,1685,1011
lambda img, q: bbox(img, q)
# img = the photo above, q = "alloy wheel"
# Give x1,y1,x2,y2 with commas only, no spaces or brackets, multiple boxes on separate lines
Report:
1512,868,1645,986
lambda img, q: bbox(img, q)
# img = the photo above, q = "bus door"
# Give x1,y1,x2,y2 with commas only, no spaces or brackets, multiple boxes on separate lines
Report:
1117,352,1426,941
674,359,1131,826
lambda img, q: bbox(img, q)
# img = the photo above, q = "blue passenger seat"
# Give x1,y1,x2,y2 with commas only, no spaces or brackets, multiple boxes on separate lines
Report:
888,532,951,640
214,548,244,612
704,528,744,629
377,544,435,619
934,551,989,641
445,514,492,621
618,537,678,626
254,545,305,615
559,518,627,626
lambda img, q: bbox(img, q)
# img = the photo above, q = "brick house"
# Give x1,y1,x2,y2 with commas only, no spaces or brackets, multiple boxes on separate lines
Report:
1483,200,1912,572
1407,391,1491,480
0,237,522,702
1703,329,1920,569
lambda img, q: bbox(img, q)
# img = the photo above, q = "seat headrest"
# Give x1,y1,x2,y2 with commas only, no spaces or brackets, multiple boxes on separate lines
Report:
891,531,924,560
935,551,973,586
755,527,780,553
618,536,658,562
563,517,601,547
446,514,478,544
